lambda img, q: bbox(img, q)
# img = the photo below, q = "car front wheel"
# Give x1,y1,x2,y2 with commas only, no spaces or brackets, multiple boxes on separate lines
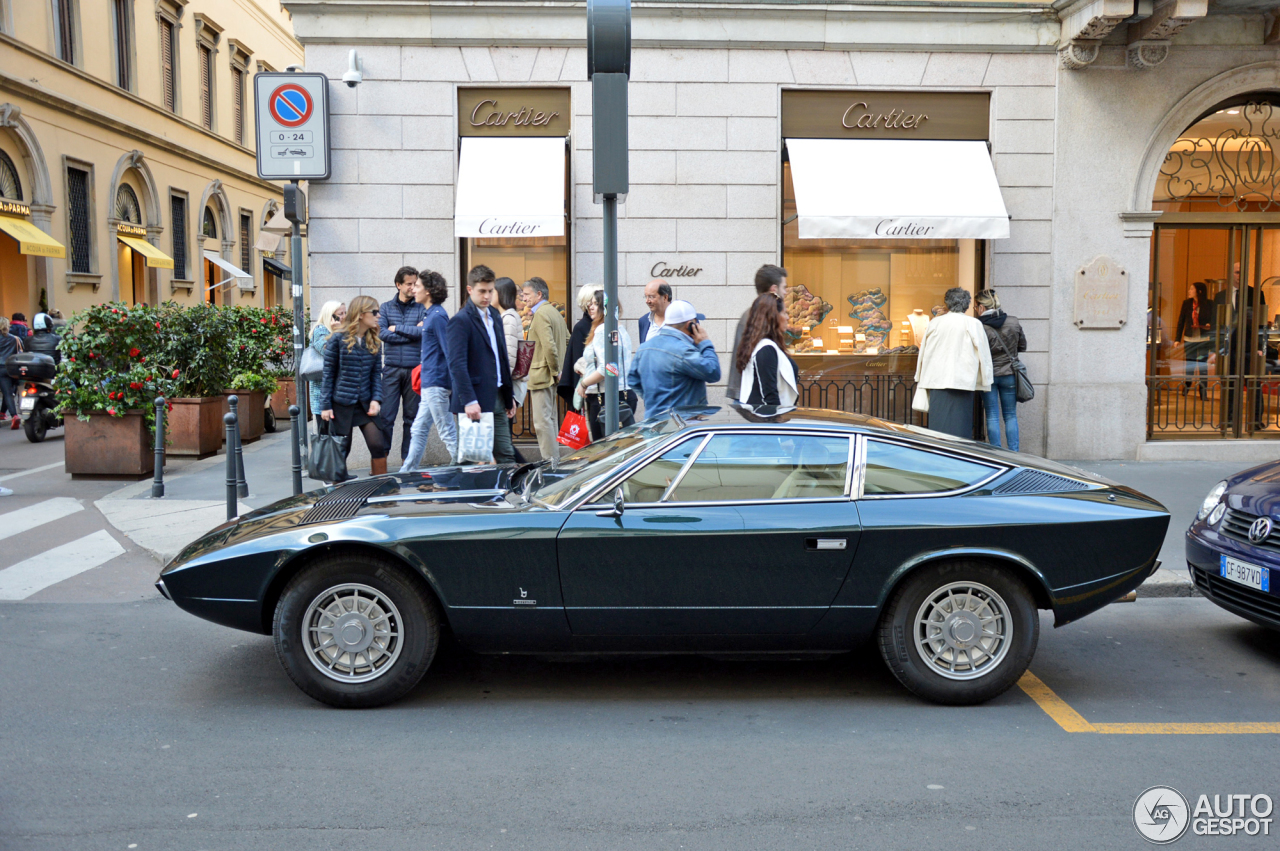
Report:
877,561,1039,705
273,554,440,708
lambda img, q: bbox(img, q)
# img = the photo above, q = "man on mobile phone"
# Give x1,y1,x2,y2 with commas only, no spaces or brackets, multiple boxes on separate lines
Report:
628,300,721,421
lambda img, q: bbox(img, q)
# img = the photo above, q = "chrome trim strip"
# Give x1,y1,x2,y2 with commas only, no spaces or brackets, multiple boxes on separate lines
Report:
579,496,852,510
849,434,865,499
366,489,505,504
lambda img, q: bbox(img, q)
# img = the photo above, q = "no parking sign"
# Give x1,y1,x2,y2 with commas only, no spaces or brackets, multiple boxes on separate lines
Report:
254,72,330,180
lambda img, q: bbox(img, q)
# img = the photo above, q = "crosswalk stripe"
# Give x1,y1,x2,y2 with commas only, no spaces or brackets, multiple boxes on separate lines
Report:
0,530,126,600
0,497,84,543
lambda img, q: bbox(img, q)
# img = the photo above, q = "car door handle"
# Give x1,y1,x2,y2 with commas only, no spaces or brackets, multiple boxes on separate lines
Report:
806,538,847,551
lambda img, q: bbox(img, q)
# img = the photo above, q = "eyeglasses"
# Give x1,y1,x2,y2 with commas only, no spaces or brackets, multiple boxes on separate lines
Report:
369,309,380,315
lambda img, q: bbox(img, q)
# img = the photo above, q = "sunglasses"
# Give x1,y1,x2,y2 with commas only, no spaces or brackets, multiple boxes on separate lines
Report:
368,309,380,316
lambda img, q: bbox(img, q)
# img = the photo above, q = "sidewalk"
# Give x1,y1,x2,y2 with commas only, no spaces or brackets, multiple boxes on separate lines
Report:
93,431,1222,595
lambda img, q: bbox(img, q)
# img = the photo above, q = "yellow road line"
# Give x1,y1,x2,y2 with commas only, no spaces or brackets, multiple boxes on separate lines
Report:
1016,671,1096,732
1016,672,1280,735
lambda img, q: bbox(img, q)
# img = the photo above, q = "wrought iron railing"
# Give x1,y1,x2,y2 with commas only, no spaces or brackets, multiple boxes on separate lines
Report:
799,374,928,428
1147,375,1280,438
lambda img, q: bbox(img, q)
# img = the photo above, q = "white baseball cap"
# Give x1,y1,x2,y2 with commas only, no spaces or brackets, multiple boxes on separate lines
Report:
664,299,698,325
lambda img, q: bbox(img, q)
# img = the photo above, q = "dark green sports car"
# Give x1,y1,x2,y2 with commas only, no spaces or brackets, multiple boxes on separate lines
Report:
158,406,1169,708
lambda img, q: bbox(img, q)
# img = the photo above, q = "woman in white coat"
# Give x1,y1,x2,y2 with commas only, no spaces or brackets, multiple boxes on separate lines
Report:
734,293,799,407
912,287,993,438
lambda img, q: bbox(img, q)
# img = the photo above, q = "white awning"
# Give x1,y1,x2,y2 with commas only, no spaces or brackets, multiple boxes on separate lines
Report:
203,250,253,291
454,137,565,239
785,138,1010,240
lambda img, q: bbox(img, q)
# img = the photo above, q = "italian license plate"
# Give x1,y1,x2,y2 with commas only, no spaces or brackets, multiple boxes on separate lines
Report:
19,397,34,412
1220,555,1271,592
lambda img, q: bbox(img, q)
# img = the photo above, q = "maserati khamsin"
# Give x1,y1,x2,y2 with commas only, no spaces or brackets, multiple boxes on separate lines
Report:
157,407,1169,708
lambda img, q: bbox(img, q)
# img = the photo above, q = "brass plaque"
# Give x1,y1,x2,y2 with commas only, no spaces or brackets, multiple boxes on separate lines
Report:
782,90,989,141
459,88,571,137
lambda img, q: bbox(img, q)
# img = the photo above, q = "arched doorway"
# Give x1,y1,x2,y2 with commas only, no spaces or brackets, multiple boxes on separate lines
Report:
0,149,29,318
115,183,148,305
1147,98,1280,440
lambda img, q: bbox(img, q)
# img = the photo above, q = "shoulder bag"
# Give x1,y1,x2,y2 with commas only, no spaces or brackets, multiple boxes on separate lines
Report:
299,344,325,382
992,328,1034,403
511,340,536,380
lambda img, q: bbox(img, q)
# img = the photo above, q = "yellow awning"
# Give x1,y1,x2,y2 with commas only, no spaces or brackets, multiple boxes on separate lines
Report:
0,216,66,259
117,234,174,269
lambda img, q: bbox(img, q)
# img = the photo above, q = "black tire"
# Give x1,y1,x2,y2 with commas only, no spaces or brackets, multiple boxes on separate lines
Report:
273,553,441,708
877,560,1039,705
264,406,277,433
23,414,46,443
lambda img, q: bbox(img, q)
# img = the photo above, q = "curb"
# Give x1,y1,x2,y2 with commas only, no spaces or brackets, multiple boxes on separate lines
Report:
1137,567,1200,598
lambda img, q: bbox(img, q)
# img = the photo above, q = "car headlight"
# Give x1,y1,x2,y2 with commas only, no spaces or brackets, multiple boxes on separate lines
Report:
1208,503,1226,526
1198,480,1228,520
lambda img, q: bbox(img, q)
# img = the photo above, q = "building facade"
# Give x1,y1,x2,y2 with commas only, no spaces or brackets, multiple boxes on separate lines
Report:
0,0,304,320
283,0,1280,461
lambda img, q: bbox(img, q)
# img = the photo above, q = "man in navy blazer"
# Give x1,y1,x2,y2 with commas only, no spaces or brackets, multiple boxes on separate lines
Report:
446,264,516,464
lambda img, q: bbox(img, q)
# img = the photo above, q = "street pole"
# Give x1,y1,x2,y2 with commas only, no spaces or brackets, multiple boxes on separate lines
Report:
285,183,308,457
602,195,619,434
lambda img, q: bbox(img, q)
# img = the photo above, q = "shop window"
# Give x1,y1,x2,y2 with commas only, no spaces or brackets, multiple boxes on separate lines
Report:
159,17,177,113
111,0,132,91
66,165,92,273
170,194,188,280
115,184,141,225
52,0,76,65
199,45,214,130
0,151,21,202
781,161,980,358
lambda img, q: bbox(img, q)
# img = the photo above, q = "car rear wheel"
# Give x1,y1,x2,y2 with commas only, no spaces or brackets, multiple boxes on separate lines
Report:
877,560,1038,705
273,553,440,708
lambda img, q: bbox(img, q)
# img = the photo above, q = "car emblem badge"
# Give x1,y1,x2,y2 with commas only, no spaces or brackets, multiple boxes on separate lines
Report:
1248,516,1273,544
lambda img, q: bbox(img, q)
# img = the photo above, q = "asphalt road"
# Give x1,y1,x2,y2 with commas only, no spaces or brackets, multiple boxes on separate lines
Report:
2,596,1277,850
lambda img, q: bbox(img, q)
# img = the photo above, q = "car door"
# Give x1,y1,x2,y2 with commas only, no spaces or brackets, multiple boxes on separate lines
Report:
556,430,859,635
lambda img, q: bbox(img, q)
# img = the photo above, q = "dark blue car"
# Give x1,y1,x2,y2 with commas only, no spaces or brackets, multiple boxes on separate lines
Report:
1186,462,1280,629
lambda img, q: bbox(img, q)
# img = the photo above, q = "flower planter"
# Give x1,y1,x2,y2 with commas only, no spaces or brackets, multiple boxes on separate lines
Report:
166,396,225,457
269,378,305,420
221,390,265,443
64,410,158,479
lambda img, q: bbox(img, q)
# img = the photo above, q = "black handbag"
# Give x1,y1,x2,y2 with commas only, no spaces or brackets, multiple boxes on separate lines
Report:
307,421,349,482
992,327,1034,403
594,392,636,428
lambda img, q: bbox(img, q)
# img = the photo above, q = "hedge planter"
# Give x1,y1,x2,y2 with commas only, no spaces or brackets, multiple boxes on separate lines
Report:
269,378,303,420
222,390,265,443
64,410,157,479
167,396,225,457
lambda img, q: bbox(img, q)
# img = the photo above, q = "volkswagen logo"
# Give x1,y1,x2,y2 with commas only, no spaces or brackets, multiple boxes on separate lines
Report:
1248,516,1273,544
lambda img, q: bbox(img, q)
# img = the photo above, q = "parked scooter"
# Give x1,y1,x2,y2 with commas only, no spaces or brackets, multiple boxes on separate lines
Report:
6,353,62,443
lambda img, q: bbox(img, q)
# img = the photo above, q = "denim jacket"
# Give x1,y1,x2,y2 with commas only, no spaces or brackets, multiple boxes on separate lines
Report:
627,325,721,420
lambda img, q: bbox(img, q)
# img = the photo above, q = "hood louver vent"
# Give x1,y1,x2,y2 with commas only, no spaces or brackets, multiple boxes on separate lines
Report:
991,469,1089,496
300,479,387,525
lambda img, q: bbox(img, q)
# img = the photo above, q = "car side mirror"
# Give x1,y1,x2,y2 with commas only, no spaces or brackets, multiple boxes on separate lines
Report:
596,487,625,518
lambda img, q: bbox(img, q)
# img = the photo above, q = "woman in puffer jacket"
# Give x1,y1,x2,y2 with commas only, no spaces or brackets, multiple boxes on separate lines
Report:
318,294,387,477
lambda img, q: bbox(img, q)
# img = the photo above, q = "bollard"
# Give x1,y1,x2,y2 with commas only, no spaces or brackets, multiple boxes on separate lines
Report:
289,405,303,496
224,412,238,521
151,396,166,498
227,394,249,498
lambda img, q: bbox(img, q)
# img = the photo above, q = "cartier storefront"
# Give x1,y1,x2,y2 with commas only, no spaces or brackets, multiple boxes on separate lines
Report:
780,90,1009,421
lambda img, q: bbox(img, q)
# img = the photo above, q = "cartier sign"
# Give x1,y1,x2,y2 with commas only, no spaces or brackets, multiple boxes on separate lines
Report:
650,261,702,278
782,90,989,141
458,88,571,137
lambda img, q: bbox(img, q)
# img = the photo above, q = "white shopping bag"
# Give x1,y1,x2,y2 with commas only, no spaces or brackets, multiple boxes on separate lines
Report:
456,412,495,464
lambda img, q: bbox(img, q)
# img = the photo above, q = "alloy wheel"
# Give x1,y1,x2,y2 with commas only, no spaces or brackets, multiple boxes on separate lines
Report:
302,583,404,683
912,581,1012,681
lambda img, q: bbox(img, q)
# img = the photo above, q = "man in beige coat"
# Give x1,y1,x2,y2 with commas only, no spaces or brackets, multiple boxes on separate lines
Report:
521,277,570,461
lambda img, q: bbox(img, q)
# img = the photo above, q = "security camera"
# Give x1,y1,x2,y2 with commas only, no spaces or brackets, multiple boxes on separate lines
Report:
342,49,363,88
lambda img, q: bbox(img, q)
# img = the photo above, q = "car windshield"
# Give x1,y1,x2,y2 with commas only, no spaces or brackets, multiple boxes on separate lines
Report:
530,422,679,508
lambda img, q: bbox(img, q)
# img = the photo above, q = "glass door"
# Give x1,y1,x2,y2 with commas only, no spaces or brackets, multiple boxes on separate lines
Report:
1148,224,1280,439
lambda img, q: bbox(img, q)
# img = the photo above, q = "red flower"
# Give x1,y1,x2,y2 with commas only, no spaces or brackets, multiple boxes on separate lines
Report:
155,322,162,330
239,345,246,350
89,353,96,359
68,357,75,362
129,348,141,358
111,309,119,314
107,407,116,416
129,382,142,390
172,369,180,379
141,357,146,363
260,318,268,324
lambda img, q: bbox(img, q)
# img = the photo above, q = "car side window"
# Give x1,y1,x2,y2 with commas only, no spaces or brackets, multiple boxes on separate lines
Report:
618,437,704,504
862,439,998,496
666,433,850,503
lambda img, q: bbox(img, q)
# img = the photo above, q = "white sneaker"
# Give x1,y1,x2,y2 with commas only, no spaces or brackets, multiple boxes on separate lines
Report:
0,487,13,497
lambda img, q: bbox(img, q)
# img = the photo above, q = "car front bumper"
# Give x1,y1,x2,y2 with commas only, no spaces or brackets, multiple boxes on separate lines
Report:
1186,531,1280,630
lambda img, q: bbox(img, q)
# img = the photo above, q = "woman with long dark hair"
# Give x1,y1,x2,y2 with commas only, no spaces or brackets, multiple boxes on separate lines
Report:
495,277,528,461
558,284,602,406
318,294,388,477
575,289,636,440
733,294,797,406
1176,280,1213,399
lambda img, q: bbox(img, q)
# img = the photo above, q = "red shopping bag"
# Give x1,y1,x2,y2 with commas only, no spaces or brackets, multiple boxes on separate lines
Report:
556,410,591,450
411,365,421,393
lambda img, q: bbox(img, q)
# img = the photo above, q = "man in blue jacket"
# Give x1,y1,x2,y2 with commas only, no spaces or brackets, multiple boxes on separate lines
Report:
628,299,721,421
399,270,458,471
446,265,516,464
379,266,428,461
